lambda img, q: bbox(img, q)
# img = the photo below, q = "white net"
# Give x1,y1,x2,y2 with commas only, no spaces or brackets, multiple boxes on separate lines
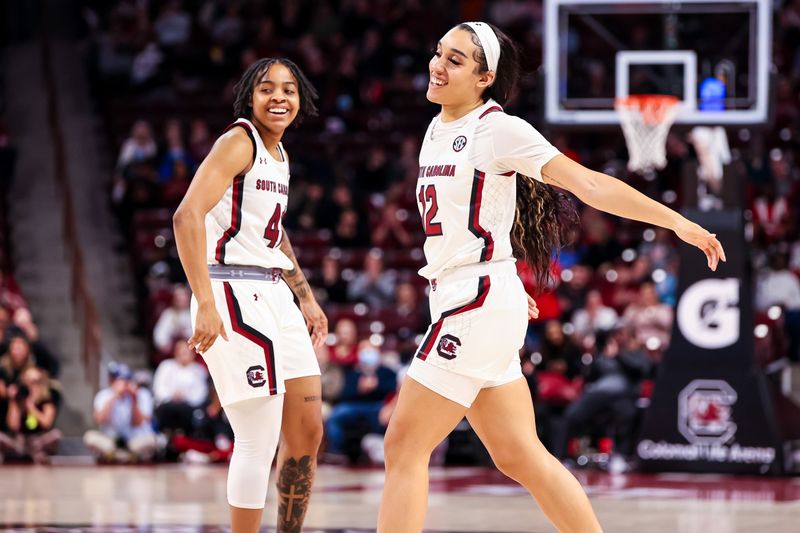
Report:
615,95,679,173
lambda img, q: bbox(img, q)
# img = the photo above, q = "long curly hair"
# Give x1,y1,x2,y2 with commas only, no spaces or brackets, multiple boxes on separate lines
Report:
512,174,579,290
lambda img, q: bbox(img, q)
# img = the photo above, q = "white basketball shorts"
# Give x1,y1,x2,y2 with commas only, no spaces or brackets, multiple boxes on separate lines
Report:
190,272,320,408
408,260,528,407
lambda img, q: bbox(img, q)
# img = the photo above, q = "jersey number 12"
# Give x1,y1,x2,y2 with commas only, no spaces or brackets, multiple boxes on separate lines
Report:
418,184,443,236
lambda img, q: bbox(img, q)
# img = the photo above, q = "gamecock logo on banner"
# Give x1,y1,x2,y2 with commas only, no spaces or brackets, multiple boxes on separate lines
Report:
678,379,738,445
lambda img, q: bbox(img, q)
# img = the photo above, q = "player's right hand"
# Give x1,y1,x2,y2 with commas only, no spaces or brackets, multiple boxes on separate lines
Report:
189,301,228,354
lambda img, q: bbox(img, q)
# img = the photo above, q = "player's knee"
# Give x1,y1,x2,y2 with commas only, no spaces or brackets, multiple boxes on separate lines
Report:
492,440,548,481
284,411,324,452
383,424,427,470
492,450,528,480
235,434,277,460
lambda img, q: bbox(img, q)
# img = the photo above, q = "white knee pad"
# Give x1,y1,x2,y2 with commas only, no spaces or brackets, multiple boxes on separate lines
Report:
224,395,284,509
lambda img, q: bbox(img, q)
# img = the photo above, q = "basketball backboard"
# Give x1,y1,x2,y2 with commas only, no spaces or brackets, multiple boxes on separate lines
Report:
544,0,771,125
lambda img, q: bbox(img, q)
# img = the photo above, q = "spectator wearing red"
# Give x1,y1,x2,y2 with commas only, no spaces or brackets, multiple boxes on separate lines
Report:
320,318,359,367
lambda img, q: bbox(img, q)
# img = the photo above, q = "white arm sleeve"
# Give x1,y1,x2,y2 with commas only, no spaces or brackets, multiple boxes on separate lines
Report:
474,113,561,182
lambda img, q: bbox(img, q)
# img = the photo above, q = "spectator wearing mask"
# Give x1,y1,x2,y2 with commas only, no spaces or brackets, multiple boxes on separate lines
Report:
83,363,157,463
152,340,208,435
1,367,61,464
324,341,397,460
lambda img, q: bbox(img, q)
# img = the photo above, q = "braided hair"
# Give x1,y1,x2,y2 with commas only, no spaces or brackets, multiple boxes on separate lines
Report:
458,22,579,289
232,58,319,123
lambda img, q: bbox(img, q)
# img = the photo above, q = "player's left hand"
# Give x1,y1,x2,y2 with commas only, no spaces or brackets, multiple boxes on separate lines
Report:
674,219,727,271
300,298,329,348
527,294,539,320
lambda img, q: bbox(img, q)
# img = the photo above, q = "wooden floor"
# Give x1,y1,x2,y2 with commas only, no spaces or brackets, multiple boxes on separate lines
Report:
1,464,799,532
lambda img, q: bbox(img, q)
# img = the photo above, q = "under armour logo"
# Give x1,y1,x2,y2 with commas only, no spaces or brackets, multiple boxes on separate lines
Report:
253,293,258,301
259,157,268,164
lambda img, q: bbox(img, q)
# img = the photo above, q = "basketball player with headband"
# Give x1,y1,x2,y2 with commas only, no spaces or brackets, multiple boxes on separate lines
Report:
377,22,726,533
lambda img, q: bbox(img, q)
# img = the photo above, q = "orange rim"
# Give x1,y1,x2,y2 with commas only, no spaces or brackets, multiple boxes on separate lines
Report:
615,95,679,124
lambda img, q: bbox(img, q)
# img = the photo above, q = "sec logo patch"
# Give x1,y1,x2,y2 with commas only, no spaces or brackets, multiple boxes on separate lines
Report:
453,136,467,152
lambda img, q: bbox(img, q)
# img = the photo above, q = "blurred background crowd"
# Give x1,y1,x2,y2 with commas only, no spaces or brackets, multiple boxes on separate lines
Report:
0,0,799,468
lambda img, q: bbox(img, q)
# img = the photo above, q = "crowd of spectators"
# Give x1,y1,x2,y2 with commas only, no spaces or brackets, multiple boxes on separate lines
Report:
74,0,800,466
0,118,65,464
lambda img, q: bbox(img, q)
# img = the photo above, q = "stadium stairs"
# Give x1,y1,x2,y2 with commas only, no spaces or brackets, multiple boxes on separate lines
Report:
4,1,145,446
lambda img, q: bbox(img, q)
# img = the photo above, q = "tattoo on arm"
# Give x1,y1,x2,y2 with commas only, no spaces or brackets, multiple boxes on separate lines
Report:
277,455,315,533
292,282,310,300
304,395,320,402
279,228,312,298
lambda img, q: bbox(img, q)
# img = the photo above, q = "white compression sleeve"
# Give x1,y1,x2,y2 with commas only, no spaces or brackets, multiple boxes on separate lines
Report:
224,395,285,509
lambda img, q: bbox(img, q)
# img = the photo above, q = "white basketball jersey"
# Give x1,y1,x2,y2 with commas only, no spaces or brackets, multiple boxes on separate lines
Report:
417,100,561,280
205,118,293,270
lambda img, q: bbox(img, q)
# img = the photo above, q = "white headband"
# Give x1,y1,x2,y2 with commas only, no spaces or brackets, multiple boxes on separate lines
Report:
464,22,500,72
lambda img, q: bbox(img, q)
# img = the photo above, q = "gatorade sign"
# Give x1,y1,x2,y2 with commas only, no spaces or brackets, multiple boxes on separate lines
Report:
636,210,782,474
676,278,740,349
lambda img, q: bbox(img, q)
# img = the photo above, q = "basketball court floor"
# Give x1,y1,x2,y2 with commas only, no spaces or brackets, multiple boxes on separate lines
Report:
1,464,798,532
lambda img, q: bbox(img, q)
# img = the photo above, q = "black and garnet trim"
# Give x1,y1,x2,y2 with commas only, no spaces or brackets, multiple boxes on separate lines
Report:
416,276,491,361
479,105,503,119
223,121,257,167
223,282,278,395
214,175,245,264
469,170,495,262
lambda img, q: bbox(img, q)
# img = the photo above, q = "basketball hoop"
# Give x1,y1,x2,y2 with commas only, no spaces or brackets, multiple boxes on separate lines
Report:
615,95,680,173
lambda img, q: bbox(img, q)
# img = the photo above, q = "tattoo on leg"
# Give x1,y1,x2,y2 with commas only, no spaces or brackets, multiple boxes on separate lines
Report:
277,455,315,533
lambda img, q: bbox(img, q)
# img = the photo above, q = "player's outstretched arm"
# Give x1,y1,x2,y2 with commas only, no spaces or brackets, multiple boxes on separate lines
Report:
541,154,727,271
173,129,252,352
279,229,328,347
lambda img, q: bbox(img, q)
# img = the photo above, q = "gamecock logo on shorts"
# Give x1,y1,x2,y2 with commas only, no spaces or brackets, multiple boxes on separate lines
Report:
436,334,461,360
246,365,267,388
452,135,467,152
678,379,738,445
